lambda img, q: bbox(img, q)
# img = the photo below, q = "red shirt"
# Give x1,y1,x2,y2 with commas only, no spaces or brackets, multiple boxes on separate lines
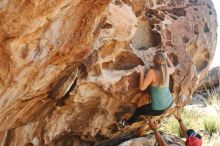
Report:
186,136,202,146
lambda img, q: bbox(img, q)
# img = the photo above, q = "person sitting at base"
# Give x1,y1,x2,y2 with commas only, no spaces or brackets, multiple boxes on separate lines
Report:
149,109,202,146
174,109,202,146
125,51,175,124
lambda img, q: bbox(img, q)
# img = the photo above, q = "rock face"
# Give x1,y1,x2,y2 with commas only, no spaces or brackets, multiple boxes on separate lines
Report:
0,0,217,145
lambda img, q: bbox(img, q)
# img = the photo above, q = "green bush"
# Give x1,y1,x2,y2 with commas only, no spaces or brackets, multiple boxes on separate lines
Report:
204,120,217,136
204,118,220,136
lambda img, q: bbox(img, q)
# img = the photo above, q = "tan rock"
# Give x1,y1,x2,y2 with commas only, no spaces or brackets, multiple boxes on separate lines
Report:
0,0,217,145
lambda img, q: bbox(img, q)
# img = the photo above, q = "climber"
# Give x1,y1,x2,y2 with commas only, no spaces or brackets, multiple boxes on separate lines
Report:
148,109,202,146
125,51,175,124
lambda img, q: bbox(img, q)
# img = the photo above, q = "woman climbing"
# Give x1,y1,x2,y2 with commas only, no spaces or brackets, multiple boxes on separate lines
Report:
126,51,175,124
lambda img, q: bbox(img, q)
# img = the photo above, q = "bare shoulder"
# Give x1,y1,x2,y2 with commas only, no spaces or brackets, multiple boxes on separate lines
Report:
148,69,154,73
147,69,155,76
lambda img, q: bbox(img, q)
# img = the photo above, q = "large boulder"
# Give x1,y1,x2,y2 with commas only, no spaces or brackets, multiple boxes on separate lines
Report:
197,66,220,91
0,0,217,145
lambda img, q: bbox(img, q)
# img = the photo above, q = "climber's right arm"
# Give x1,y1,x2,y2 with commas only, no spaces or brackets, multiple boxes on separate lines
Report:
167,57,175,74
164,51,175,74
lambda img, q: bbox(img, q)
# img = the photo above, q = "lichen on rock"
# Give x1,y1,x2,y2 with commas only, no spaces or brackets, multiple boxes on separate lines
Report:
0,0,217,145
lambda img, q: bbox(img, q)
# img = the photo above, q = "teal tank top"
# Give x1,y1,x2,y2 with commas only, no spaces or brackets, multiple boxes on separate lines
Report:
150,86,173,110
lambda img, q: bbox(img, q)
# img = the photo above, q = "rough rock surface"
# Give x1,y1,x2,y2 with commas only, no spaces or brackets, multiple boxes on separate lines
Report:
0,0,217,145
118,132,185,146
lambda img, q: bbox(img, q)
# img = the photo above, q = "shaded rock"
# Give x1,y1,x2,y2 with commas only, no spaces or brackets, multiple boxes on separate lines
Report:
113,51,144,70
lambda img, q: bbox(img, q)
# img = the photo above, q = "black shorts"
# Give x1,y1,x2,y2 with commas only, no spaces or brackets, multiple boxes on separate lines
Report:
127,102,172,124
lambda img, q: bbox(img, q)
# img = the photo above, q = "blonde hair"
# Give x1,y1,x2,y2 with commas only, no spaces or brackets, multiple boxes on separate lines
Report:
153,52,168,86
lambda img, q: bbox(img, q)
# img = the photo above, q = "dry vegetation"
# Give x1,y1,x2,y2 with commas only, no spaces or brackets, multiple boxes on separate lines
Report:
160,89,220,146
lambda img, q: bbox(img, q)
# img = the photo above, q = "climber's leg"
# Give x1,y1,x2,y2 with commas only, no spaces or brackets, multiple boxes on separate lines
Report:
127,104,167,124
148,109,166,116
148,101,174,116
127,104,151,124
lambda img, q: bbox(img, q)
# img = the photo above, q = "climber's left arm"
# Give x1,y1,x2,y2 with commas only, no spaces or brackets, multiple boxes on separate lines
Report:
139,69,153,91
